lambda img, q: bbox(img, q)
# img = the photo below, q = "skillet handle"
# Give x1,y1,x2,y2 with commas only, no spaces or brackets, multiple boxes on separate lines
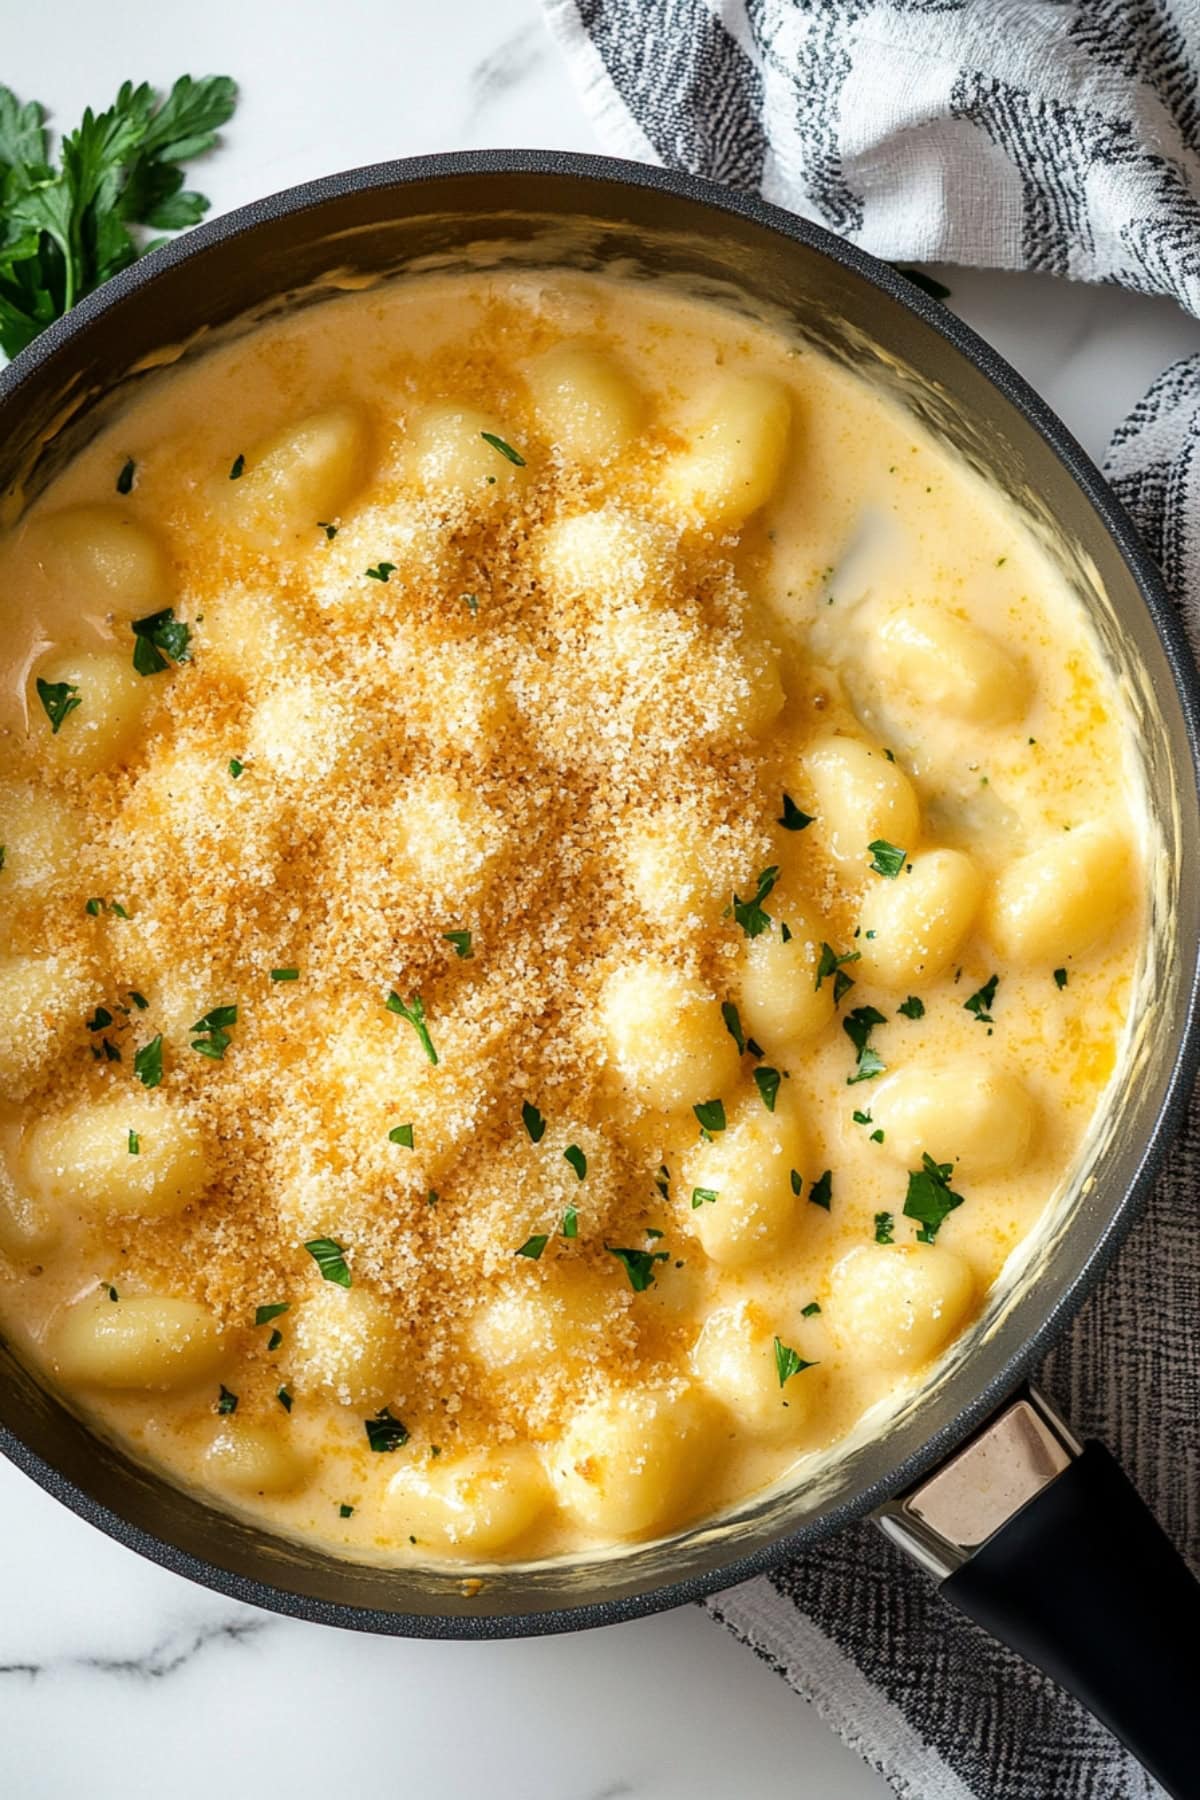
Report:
876,1388,1200,1798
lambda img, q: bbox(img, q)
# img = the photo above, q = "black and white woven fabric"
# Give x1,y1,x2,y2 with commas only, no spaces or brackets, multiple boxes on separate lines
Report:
542,4,1200,1795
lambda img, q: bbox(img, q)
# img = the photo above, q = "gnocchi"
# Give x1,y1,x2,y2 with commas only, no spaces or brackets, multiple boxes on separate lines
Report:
49,1295,225,1390
0,263,1143,1567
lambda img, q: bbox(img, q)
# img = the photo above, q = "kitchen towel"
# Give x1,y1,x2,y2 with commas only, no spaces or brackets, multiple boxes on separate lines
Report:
542,3,1200,1796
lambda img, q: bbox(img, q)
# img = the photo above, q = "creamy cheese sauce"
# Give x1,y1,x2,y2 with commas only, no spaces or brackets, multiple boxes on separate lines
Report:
0,269,1143,1563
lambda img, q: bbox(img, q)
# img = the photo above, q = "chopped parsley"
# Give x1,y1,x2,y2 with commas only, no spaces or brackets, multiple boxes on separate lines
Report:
85,1005,114,1032
277,1386,293,1413
443,930,473,959
563,1144,587,1181
898,995,925,1019
270,967,299,982
801,1301,822,1318
104,1284,119,1302
365,1407,409,1453
562,1205,578,1239
255,1302,289,1327
964,974,999,1024
388,1123,414,1148
778,793,814,832
127,990,148,1010
867,838,906,879
127,1129,139,1155
693,1098,726,1135
267,1330,283,1352
318,521,338,539
229,758,245,778
36,676,81,734
753,1065,782,1112
522,1100,546,1143
131,606,191,676
606,1244,669,1292
0,848,5,872
721,1000,747,1054
427,1189,439,1207
808,1169,833,1211
190,1003,237,1060
815,942,860,1004
116,457,136,495
133,1034,163,1088
385,991,438,1065
874,1211,896,1244
461,593,479,615
654,1163,671,1200
229,453,245,479
215,1384,238,1415
903,1153,964,1243
515,1234,548,1260
304,1237,352,1288
365,561,396,582
339,1503,354,1518
774,1337,817,1386
731,865,780,939
844,1004,887,1084
691,1187,718,1208
480,431,525,466
1054,968,1068,990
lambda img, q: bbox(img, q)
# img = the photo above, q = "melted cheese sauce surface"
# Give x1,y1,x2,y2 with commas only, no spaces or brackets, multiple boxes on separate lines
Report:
0,269,1144,1563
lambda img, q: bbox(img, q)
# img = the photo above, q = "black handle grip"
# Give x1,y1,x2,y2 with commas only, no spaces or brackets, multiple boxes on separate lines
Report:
942,1441,1200,1797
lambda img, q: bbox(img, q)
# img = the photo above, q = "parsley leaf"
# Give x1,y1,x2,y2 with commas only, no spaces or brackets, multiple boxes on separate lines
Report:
36,677,81,734
0,75,237,360
254,1302,289,1327
215,1384,238,1415
721,999,746,1055
116,457,136,494
563,1144,587,1181
874,1211,895,1244
964,974,999,1024
190,1003,236,1060
808,1169,833,1211
693,1098,726,1135
480,431,525,466
801,1301,821,1318
606,1244,669,1292
691,1186,718,1208
778,793,814,831
228,453,245,479
127,1128,139,1155
365,561,396,582
731,865,780,939
816,942,860,1004
522,1100,546,1143
561,1205,578,1239
339,1502,354,1518
385,990,438,1064
903,1153,965,1242
270,967,299,983
365,1407,409,1453
774,1337,817,1386
753,1065,782,1112
131,606,191,675
897,995,925,1019
1054,968,1068,990
388,1122,414,1148
304,1237,352,1288
843,1004,887,1084
277,1386,293,1413
228,757,244,778
515,1234,548,1260
133,1033,163,1088
867,838,906,879
443,929,472,959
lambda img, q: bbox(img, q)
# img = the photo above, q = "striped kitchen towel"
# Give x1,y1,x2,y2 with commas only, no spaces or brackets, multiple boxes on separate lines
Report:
543,3,1200,1795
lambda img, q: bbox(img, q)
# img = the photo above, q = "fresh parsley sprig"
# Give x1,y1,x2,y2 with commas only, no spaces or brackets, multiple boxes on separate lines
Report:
0,76,238,359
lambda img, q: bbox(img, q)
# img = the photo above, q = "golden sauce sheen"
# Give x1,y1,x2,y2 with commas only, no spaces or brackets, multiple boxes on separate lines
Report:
0,269,1143,1564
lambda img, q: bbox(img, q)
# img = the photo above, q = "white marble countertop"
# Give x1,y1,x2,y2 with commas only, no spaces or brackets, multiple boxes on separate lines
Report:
3,4,1199,1797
